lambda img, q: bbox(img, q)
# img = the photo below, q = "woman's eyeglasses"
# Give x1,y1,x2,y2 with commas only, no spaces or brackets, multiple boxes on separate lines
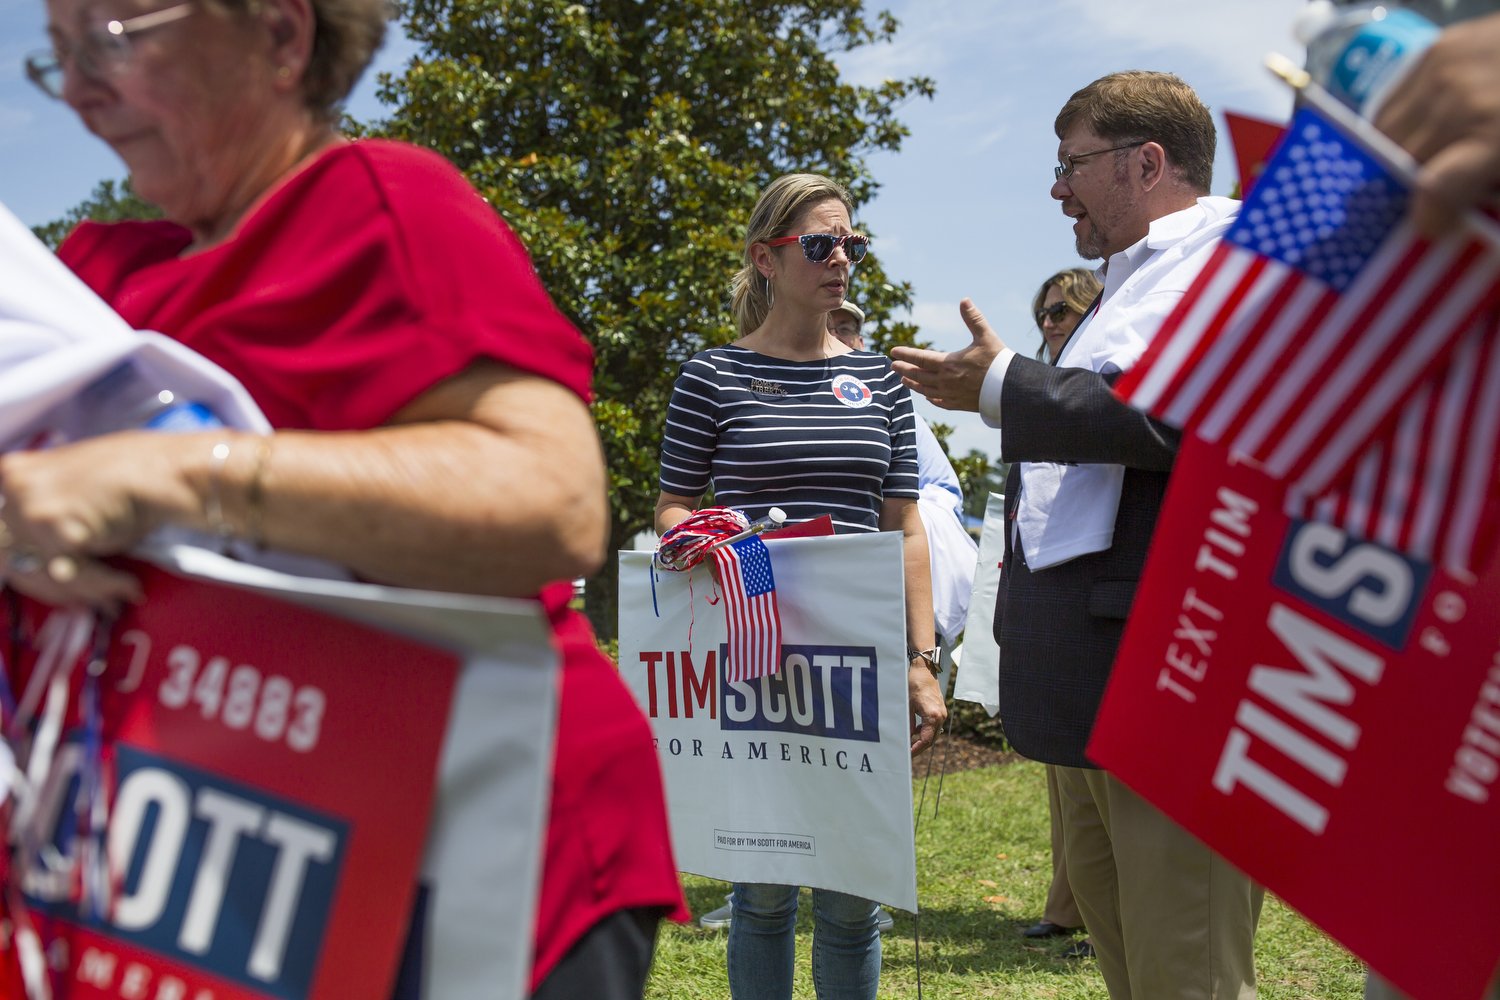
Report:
1035,301,1075,326
766,233,870,264
25,1,195,100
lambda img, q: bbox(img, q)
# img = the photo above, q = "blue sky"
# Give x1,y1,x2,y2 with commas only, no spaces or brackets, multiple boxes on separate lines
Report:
1,0,1307,461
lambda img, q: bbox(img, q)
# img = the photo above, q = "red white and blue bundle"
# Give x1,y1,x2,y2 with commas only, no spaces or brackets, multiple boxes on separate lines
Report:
656,508,783,681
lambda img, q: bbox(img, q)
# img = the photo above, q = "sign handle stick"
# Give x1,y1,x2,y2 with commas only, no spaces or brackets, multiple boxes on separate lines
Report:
710,508,788,551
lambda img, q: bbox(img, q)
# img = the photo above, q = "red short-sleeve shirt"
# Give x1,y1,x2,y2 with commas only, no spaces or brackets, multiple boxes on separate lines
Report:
60,139,687,989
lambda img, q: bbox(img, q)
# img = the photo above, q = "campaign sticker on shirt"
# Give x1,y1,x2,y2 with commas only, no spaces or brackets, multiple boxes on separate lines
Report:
830,374,872,408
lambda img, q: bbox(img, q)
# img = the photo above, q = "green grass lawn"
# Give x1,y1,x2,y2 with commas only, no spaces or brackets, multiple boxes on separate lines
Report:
646,758,1365,998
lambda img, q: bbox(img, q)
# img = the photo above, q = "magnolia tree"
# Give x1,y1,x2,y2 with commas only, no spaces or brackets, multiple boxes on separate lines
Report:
369,0,937,635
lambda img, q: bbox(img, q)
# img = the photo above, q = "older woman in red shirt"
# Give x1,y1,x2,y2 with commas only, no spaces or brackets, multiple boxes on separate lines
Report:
13,0,686,994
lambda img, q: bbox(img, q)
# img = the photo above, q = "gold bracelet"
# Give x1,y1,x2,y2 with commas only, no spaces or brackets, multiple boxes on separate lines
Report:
245,435,274,548
205,439,234,546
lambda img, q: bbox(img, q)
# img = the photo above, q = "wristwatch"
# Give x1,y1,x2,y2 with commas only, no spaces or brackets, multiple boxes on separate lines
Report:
906,646,941,677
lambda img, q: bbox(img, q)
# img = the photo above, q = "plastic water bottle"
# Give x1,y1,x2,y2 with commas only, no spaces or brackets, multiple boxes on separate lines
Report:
1295,1,1442,118
64,362,224,440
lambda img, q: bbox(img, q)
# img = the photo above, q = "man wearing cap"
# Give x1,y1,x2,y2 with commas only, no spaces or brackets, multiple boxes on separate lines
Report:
829,300,866,348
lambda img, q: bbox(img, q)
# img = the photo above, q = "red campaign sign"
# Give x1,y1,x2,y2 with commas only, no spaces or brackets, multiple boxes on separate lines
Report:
1088,435,1500,1000
4,561,459,1000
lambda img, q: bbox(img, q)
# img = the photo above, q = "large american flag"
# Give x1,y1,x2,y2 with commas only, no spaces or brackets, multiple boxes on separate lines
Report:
1116,106,1500,575
711,535,783,683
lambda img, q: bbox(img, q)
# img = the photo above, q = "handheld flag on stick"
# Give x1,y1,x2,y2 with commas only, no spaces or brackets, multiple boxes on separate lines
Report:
655,507,787,680
1115,102,1500,575
711,535,784,683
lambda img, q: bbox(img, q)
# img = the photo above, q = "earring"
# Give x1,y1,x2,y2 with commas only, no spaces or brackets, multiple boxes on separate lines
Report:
765,275,775,308
276,65,292,81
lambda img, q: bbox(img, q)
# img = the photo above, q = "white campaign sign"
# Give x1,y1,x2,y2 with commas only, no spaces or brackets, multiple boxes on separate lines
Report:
953,492,1004,717
618,532,917,911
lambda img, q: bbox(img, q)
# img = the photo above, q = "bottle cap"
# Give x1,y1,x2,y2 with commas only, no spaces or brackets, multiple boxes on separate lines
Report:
1293,0,1338,44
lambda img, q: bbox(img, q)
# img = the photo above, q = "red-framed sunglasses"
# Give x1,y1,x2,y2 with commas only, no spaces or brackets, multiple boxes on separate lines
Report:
766,232,870,264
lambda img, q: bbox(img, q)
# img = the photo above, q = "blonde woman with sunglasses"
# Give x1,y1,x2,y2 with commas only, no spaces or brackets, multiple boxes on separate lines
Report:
655,173,946,1000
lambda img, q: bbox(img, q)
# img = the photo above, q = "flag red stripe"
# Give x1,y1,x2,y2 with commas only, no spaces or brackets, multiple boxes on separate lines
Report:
1152,254,1274,424
1118,242,1240,407
1176,262,1313,438
1278,238,1499,480
1235,234,1433,464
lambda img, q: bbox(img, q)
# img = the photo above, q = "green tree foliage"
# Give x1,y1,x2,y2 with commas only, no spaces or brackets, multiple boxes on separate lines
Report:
31,178,159,250
365,0,934,637
953,450,1007,522
929,420,1006,521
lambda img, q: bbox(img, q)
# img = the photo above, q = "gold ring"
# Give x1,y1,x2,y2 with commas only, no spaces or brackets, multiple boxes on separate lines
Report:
46,555,79,583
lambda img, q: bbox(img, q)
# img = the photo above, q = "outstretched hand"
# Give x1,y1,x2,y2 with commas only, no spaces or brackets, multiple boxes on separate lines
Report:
889,299,1006,413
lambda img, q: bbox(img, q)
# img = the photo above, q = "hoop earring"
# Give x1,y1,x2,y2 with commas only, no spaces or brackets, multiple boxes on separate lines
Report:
765,275,775,308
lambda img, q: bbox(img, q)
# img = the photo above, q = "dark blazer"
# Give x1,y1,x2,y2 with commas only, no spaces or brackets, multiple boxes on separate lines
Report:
992,356,1181,768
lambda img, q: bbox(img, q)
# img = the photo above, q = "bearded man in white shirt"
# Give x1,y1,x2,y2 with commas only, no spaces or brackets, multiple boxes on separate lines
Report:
892,70,1263,1000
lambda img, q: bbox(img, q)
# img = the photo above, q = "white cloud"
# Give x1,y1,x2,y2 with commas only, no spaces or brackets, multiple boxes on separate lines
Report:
836,1,1003,89
1046,0,1306,117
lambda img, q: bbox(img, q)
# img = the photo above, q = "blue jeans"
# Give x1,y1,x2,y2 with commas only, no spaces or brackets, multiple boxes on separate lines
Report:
726,882,880,1000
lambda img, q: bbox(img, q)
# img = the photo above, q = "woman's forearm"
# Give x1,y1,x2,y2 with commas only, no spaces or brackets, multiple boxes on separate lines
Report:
215,418,607,596
219,367,607,595
0,363,609,600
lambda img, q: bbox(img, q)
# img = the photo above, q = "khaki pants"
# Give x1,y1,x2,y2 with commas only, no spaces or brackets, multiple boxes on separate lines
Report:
1056,765,1264,999
1043,764,1083,929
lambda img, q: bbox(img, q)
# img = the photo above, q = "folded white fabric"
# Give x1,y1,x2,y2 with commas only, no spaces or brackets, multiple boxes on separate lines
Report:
953,491,1005,716
0,201,271,444
0,201,340,579
917,482,978,645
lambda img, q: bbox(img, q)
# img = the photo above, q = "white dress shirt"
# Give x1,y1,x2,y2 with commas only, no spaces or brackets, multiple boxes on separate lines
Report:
978,196,1240,570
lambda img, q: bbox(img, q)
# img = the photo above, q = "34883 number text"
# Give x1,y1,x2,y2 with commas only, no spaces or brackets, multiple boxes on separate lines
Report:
158,644,325,752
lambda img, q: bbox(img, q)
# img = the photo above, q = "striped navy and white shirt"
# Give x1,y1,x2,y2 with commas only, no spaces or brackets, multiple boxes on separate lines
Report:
659,346,919,533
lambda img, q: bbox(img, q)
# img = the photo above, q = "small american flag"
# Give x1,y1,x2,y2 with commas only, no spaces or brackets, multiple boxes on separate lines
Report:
1287,320,1500,572
711,535,782,683
1116,106,1500,574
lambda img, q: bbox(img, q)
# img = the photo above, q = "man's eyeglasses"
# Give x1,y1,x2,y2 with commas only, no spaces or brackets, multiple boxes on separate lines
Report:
1054,141,1145,181
1035,301,1075,326
766,233,870,264
25,1,195,99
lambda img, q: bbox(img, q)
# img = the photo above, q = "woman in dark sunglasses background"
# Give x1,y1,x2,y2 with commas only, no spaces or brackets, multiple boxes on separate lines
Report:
1015,265,1109,961
1032,267,1103,364
654,173,946,1000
